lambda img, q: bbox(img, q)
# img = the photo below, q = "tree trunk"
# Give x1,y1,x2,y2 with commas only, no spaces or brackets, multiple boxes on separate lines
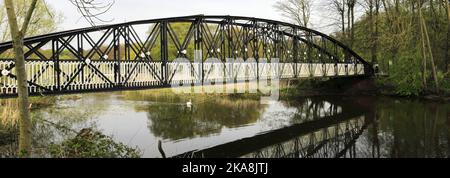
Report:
301,1,309,28
341,0,346,43
374,0,379,64
12,35,31,157
429,0,439,30
369,0,375,63
446,0,450,74
391,0,400,68
420,9,428,89
350,2,355,48
347,2,351,47
369,0,379,64
4,0,38,157
420,6,440,93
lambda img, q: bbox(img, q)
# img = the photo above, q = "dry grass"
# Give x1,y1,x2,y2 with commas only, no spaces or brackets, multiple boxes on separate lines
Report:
0,100,19,127
0,96,56,128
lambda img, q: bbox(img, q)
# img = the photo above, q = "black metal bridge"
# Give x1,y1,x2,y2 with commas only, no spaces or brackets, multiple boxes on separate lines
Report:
0,15,373,97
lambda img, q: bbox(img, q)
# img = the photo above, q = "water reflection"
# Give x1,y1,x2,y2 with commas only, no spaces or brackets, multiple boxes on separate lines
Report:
245,116,369,158
173,97,450,158
373,98,450,158
1,87,450,158
172,97,373,158
123,90,265,139
0,94,111,157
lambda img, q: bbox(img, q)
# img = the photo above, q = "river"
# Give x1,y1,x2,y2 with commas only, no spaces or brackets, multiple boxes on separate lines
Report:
1,87,450,158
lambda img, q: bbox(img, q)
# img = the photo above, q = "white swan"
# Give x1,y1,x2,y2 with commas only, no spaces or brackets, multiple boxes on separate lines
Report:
186,99,192,108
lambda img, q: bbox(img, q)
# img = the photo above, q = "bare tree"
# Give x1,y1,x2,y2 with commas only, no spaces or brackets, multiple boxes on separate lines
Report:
274,0,312,27
346,0,356,47
68,0,114,26
365,0,380,64
3,0,114,157
330,0,347,41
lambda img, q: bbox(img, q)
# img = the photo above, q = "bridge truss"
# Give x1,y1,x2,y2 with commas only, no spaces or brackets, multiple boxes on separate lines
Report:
0,15,373,97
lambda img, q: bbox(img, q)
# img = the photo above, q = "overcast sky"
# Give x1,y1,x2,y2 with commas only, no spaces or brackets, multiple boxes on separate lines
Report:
46,0,342,34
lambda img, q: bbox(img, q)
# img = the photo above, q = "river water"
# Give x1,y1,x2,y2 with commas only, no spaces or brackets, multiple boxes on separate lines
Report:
1,87,450,158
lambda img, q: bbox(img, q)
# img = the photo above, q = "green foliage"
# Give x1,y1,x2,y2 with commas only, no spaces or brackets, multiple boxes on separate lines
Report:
0,0,62,42
48,128,141,158
348,4,450,95
437,71,450,94
440,80,450,94
383,54,424,96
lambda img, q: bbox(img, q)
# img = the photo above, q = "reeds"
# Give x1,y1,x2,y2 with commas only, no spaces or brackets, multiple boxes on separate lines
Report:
0,100,18,127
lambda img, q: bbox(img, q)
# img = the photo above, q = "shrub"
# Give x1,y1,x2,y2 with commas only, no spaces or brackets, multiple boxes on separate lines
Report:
437,71,450,94
48,128,141,158
384,54,424,96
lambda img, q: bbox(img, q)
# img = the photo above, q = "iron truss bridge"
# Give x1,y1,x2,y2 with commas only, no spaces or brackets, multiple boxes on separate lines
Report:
0,15,373,97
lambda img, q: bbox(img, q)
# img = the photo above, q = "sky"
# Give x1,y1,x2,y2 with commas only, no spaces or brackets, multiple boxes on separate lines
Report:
46,0,341,34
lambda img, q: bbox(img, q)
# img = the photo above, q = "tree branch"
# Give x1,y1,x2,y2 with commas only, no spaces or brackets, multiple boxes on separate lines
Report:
69,0,115,26
20,0,38,35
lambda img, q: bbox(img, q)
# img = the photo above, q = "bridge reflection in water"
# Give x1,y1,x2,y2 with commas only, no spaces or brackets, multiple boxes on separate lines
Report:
173,97,378,158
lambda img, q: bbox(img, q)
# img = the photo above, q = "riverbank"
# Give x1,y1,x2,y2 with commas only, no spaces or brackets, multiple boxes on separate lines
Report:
376,79,450,102
379,88,450,102
280,77,450,102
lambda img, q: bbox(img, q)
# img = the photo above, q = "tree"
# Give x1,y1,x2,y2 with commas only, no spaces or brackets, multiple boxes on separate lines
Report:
274,0,312,27
347,0,450,95
365,0,380,63
68,0,114,26
445,0,450,73
0,0,62,42
419,0,439,93
346,0,356,47
4,0,38,157
328,0,347,43
3,0,114,157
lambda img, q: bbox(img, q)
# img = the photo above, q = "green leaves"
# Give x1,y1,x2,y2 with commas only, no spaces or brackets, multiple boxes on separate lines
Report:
385,54,424,96
48,128,141,158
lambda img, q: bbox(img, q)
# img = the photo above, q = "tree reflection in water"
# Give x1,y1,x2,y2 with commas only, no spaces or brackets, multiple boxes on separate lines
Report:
123,89,265,140
174,97,450,158
268,97,450,158
371,98,450,158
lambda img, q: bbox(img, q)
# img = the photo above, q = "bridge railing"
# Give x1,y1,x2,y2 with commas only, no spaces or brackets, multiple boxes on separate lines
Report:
1,59,365,96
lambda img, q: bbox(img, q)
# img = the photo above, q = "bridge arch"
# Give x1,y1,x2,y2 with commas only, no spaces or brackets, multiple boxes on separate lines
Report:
0,15,373,96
